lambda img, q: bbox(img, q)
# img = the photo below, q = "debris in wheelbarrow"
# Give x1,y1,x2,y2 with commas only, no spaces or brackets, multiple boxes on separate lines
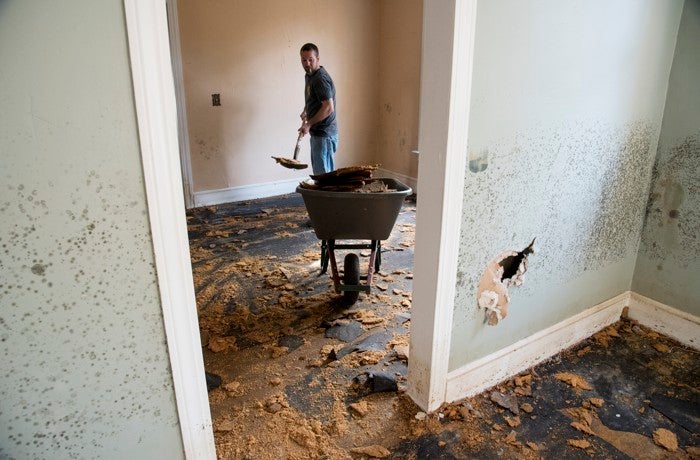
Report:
296,177,412,304
298,164,381,192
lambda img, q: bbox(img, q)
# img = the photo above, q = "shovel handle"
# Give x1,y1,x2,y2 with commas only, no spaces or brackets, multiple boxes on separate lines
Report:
293,132,303,160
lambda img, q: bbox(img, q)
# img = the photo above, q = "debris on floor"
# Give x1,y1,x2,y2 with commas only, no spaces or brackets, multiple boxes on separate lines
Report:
188,194,699,459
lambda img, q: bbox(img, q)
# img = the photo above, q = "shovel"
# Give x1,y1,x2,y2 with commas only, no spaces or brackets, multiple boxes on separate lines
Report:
272,132,308,170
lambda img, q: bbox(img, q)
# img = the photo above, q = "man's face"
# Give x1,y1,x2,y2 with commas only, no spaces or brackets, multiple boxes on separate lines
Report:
300,50,320,75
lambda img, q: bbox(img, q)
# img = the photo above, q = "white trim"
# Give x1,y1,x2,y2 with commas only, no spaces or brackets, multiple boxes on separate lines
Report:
193,177,306,207
165,0,195,209
445,292,629,402
123,1,216,459
444,291,700,403
627,291,699,349
407,0,478,412
376,168,418,194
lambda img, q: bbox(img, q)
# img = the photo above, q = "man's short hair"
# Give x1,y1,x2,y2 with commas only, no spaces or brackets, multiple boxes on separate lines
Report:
300,43,319,56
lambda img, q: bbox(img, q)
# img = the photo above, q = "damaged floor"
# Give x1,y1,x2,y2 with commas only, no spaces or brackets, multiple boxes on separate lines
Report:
187,193,699,459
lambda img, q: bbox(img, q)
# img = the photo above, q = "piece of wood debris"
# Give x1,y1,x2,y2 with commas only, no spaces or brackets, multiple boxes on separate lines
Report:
269,346,289,358
588,398,604,407
652,428,678,452
208,336,236,353
504,430,518,445
526,442,539,451
350,445,391,458
554,372,593,390
393,344,409,360
568,439,591,449
504,416,521,427
349,401,370,417
214,419,236,432
571,421,595,435
653,342,670,353
520,403,534,413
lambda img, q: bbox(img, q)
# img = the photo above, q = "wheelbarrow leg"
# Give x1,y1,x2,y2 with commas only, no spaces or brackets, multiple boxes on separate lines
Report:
366,240,380,287
327,240,342,293
320,240,329,274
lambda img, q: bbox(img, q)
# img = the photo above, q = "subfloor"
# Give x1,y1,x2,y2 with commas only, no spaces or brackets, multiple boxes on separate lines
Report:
187,193,699,460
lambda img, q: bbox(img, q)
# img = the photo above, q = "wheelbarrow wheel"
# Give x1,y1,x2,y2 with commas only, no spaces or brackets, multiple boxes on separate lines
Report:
343,253,360,304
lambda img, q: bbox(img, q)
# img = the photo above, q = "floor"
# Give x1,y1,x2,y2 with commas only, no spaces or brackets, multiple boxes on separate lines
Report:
187,193,699,460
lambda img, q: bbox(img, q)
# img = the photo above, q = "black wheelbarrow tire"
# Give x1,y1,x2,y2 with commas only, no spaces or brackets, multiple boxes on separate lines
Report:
343,253,360,304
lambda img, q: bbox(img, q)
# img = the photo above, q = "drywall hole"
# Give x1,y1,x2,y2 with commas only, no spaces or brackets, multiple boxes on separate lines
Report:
477,239,535,326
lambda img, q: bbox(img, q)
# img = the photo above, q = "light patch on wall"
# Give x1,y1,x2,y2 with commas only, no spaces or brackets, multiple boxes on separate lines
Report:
477,239,535,325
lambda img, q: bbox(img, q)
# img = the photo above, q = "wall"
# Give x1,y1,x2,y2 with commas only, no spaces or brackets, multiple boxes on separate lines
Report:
449,0,684,370
377,0,422,181
0,1,184,458
177,0,381,193
633,0,700,316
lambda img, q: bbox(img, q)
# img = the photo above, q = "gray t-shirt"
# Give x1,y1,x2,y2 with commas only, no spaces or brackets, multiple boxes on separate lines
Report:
305,66,337,137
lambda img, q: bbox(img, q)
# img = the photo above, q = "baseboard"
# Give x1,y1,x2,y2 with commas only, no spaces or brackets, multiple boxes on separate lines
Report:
193,177,304,207
627,292,699,349
192,169,418,207
444,292,629,402
444,291,700,403
376,168,418,194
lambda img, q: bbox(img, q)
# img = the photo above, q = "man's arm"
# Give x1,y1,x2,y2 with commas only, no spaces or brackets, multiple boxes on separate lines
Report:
299,99,334,135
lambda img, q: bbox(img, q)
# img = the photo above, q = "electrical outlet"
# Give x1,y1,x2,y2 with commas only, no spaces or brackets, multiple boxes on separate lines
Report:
212,93,221,106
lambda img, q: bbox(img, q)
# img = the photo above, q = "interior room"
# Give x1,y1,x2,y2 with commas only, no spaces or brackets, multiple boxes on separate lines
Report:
1,0,698,459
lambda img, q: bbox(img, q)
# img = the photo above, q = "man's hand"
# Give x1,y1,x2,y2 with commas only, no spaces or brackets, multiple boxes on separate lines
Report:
299,120,311,136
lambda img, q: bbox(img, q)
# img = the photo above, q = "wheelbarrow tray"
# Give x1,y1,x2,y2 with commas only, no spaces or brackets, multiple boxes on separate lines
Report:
296,178,412,240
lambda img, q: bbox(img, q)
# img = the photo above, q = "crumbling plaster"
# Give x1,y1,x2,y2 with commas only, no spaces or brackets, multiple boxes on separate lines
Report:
449,0,684,371
0,1,183,458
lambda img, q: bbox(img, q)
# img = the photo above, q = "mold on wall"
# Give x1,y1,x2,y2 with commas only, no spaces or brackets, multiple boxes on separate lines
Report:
449,0,684,371
633,0,700,315
0,1,184,458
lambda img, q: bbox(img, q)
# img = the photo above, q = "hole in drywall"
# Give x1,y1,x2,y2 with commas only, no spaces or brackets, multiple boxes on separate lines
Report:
477,238,535,325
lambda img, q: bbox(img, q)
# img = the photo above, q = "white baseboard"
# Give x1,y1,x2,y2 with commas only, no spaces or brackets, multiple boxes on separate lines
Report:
444,292,630,403
191,169,418,208
376,168,418,194
193,177,304,207
627,292,699,349
444,291,700,404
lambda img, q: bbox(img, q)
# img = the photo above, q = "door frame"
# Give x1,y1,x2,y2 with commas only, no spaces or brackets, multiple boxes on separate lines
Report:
123,1,215,458
123,0,475,456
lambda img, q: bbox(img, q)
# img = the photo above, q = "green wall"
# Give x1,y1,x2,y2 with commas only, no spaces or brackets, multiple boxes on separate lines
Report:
0,1,184,458
633,0,700,315
450,0,685,370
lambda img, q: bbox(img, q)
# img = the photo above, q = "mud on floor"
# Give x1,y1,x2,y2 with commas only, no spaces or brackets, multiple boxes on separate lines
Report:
187,194,699,459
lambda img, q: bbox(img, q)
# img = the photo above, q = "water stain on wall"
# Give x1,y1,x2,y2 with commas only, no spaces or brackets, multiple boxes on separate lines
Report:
639,133,700,268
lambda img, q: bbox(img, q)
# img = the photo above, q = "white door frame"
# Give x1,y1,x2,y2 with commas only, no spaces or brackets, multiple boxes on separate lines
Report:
123,1,215,458
123,0,475,455
408,0,477,411
165,0,195,209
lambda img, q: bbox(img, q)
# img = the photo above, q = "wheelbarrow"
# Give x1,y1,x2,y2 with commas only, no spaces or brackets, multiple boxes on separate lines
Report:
296,178,412,304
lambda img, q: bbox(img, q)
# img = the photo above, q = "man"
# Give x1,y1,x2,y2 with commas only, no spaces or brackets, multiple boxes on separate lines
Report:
298,43,337,175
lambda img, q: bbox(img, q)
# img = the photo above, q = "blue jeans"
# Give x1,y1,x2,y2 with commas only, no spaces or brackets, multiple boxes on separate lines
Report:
310,135,338,175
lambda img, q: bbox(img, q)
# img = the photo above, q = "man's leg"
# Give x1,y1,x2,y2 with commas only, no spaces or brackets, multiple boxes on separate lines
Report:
310,135,338,174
